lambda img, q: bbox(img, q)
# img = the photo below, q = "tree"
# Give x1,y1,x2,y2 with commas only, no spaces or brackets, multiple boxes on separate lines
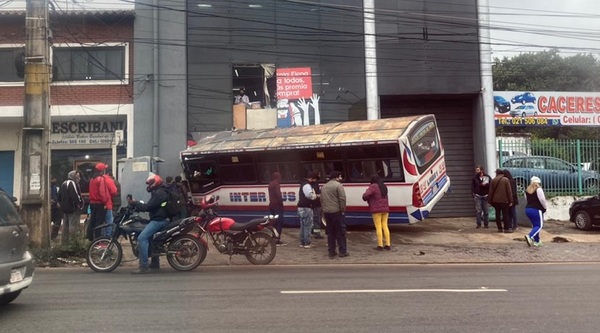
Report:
492,49,600,139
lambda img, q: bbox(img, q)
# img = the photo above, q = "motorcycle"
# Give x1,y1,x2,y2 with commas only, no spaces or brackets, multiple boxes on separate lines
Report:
194,195,278,265
86,203,207,272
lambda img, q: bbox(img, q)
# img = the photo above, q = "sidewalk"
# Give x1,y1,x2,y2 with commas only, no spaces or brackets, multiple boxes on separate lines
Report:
190,217,600,266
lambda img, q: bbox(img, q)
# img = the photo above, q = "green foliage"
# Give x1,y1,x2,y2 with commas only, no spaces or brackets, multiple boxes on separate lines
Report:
32,235,89,267
493,49,600,139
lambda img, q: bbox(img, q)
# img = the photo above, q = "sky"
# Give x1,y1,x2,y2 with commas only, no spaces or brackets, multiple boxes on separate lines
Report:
1,0,599,59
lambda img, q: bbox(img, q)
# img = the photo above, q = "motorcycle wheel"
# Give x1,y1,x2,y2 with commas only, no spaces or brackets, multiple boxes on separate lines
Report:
86,237,123,272
166,235,205,271
245,232,277,265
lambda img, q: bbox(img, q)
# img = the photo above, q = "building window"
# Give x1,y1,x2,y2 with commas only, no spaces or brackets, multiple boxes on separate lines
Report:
0,48,24,82
53,46,125,81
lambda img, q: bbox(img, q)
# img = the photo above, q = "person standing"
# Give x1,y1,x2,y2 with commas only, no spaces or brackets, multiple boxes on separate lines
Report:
102,169,118,237
310,172,324,240
524,176,547,247
234,88,250,106
362,175,391,251
487,169,513,233
320,171,349,258
471,165,492,228
128,174,171,274
87,163,112,240
50,176,62,240
268,172,286,246
503,169,519,231
297,172,318,248
58,171,84,244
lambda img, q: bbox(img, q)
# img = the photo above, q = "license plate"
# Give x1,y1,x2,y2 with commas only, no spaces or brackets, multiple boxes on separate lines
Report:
10,268,24,283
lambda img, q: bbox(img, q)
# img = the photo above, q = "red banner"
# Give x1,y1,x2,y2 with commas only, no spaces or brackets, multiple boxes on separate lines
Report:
276,67,312,99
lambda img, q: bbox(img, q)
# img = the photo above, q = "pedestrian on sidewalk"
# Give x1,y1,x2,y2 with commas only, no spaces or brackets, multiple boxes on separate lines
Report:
362,175,390,251
268,172,286,246
310,171,325,240
487,169,513,233
321,171,348,258
58,170,84,244
524,176,547,247
50,176,62,241
503,169,519,230
471,165,491,228
297,172,319,248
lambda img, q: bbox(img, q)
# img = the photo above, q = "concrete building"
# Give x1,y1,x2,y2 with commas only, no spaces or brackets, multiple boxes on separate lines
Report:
133,0,496,217
0,9,135,198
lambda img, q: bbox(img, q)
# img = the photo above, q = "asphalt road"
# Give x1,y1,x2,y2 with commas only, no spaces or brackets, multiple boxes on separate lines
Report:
2,264,600,333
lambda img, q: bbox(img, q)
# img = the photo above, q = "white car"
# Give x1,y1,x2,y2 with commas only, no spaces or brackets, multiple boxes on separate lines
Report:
509,105,537,117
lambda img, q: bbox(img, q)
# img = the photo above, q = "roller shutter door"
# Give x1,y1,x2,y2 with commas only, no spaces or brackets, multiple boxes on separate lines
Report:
380,96,475,217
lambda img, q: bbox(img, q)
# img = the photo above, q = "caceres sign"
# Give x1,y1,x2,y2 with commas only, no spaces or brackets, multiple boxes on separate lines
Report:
494,91,600,127
276,67,313,99
50,121,125,145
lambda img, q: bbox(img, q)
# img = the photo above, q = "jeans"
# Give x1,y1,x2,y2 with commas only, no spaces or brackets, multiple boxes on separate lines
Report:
137,218,169,269
103,209,114,237
297,207,313,245
508,205,518,229
525,208,544,243
312,206,323,234
270,206,284,240
372,212,390,247
474,195,489,226
324,212,347,255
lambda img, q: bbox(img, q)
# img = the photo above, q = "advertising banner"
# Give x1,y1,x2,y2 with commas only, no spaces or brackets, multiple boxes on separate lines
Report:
493,91,600,127
50,121,125,145
276,67,313,99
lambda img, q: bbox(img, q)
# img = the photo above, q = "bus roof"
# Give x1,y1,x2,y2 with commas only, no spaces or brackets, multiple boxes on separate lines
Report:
182,115,432,156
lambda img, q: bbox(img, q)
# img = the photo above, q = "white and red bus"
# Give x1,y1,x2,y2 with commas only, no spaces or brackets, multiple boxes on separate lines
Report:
180,115,450,225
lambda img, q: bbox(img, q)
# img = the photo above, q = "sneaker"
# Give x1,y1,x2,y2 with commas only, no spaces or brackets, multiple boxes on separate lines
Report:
384,245,391,251
299,244,305,248
303,244,315,249
533,241,543,247
374,246,383,251
313,234,324,240
338,252,349,258
476,225,481,229
131,267,150,274
275,240,287,247
504,229,514,233
524,235,533,247
328,253,337,259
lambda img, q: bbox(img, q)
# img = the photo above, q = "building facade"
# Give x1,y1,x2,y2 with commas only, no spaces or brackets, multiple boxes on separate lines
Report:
133,0,495,217
0,10,134,198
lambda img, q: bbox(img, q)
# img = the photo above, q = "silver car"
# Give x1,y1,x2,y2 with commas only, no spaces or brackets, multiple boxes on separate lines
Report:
0,189,35,306
509,105,538,118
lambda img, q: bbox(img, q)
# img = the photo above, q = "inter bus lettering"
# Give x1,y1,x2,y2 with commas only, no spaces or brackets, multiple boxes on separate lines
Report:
228,192,296,202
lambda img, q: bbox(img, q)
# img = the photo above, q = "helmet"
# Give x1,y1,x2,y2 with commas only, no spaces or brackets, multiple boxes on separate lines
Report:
145,174,163,192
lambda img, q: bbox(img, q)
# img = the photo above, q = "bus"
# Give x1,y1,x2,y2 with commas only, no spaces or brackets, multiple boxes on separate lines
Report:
180,115,450,226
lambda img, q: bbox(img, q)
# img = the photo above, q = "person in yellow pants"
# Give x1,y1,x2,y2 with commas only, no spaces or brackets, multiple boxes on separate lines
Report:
362,175,391,251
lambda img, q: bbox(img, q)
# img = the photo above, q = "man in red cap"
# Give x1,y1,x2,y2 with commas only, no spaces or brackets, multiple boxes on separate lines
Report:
87,162,116,240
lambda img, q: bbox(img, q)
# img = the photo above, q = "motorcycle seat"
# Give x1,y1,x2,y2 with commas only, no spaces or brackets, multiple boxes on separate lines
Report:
228,218,265,231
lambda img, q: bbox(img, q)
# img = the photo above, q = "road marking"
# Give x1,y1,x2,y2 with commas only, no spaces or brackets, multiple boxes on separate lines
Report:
281,288,507,294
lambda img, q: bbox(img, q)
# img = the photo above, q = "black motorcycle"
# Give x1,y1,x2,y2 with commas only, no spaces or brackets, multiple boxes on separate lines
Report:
86,205,207,272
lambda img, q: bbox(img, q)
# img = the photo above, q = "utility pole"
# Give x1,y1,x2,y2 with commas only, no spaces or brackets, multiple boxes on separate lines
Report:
21,0,51,248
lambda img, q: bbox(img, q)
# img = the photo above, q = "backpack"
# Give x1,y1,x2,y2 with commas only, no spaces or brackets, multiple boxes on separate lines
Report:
162,187,181,218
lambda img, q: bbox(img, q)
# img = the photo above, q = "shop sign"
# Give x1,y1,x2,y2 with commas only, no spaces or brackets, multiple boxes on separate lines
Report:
276,67,313,99
494,91,600,127
50,121,125,145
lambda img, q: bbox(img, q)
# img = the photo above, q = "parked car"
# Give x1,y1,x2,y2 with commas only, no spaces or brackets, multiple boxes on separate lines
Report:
511,92,536,104
501,156,600,194
494,96,511,113
509,105,537,118
0,188,34,306
569,195,600,230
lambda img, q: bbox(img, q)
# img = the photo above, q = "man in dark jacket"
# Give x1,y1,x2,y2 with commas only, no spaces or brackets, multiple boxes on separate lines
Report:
487,169,514,233
50,176,62,240
128,174,171,274
268,172,286,246
471,165,492,228
310,172,324,240
58,171,84,244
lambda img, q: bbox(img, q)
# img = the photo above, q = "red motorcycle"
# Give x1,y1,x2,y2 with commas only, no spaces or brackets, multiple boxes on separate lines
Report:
194,196,278,265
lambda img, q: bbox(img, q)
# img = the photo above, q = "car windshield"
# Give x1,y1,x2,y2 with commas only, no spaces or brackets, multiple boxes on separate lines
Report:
0,191,21,226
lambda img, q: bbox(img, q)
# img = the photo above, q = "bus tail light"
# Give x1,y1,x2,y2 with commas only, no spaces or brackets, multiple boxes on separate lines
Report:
412,183,424,207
